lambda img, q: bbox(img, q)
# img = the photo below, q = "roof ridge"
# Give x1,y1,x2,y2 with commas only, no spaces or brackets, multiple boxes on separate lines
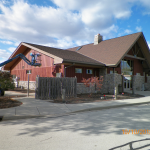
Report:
67,42,93,50
23,42,65,51
102,32,142,42
67,32,142,49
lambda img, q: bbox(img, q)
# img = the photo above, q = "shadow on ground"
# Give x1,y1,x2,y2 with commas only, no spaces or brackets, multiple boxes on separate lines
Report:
1,103,150,138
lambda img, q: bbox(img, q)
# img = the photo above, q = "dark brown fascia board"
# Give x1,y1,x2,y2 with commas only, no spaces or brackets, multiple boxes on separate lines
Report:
141,33,150,54
125,54,145,60
2,42,23,70
8,42,23,59
139,34,150,68
63,60,105,68
114,32,143,67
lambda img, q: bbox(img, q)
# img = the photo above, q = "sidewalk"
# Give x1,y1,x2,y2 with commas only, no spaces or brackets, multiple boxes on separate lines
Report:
0,90,150,121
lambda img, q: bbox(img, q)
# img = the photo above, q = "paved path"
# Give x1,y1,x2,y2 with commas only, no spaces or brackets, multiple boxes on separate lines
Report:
0,90,150,121
1,101,150,149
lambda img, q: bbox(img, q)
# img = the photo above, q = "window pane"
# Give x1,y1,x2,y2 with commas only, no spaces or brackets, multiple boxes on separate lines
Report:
75,68,82,73
121,59,133,75
86,69,92,74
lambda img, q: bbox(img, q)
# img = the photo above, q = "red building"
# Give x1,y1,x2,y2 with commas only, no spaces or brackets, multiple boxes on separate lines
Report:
2,32,150,93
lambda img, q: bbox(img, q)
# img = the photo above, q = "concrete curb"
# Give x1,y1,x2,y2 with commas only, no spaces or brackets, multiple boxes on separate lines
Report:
1,101,150,122
73,101,150,113
1,113,76,121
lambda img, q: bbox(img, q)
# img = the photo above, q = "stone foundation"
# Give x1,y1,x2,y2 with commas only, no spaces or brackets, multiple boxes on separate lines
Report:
14,81,36,90
133,75,145,91
77,83,95,94
77,73,122,94
144,76,150,91
16,75,150,94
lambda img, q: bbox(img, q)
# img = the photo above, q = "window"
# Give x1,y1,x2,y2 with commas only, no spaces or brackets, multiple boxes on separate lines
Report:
86,69,93,74
110,70,118,74
136,73,140,76
26,70,32,74
110,70,113,74
75,68,82,73
56,73,61,77
76,46,82,51
12,75,16,78
121,59,133,75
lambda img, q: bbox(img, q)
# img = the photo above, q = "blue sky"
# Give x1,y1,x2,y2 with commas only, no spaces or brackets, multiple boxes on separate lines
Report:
0,0,150,64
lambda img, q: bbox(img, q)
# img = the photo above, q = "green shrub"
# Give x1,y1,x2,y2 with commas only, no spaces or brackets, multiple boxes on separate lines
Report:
0,71,15,90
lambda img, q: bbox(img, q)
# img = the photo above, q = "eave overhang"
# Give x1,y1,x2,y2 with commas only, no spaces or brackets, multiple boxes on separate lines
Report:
2,42,63,70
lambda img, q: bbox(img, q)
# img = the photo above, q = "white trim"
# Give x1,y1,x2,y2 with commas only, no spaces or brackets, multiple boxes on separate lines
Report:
22,43,63,64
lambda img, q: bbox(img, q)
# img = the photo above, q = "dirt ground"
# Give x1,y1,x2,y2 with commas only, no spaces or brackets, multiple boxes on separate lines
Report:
54,92,145,104
9,87,35,93
0,96,22,109
0,88,34,109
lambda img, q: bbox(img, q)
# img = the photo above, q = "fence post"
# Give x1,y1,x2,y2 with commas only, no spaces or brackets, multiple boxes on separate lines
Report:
62,89,65,102
35,76,40,99
74,77,77,97
27,74,29,97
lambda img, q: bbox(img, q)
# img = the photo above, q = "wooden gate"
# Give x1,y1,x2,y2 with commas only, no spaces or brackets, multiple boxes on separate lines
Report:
35,77,77,100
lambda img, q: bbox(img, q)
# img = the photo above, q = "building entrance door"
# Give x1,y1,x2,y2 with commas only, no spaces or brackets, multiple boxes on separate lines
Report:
124,76,132,89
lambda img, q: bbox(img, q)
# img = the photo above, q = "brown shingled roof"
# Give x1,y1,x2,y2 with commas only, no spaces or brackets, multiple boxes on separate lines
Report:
68,32,143,66
24,42,105,66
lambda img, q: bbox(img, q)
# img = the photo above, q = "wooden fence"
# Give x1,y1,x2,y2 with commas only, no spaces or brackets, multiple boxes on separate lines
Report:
35,77,77,100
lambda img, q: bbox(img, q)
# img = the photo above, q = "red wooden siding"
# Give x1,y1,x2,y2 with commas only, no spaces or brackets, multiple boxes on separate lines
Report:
107,64,121,74
65,65,99,83
133,59,143,75
10,48,64,81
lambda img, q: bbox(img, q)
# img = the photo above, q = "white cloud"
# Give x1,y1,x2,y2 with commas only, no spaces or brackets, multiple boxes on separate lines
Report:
0,49,11,61
136,26,142,32
0,0,149,49
0,0,137,48
0,40,13,45
0,48,12,69
147,41,150,49
8,47,16,52
124,29,132,34
138,0,150,14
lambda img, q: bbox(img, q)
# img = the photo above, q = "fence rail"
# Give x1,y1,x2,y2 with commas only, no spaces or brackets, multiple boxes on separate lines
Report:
35,77,77,100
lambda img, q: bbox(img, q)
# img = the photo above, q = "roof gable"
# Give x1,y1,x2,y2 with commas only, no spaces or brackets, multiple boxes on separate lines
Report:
24,42,105,66
3,32,150,70
3,42,105,70
68,32,149,67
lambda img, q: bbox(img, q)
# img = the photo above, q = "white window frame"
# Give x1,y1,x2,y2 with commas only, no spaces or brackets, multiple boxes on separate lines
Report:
86,69,93,74
26,70,32,74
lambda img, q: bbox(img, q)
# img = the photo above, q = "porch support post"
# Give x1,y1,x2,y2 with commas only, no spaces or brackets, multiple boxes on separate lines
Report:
132,75,135,95
61,64,64,77
27,74,29,97
113,68,117,99
122,74,124,93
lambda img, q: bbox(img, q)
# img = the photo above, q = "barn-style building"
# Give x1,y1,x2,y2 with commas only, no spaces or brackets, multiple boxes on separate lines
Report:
2,32,150,94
